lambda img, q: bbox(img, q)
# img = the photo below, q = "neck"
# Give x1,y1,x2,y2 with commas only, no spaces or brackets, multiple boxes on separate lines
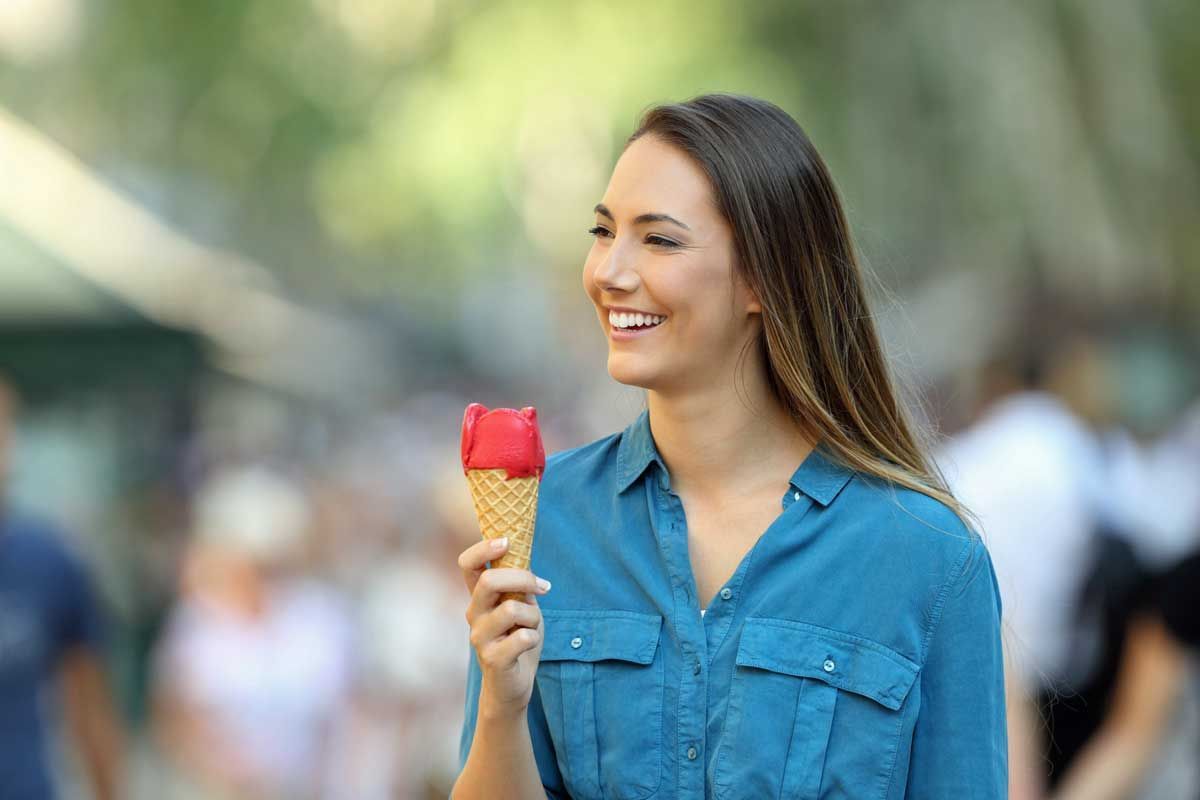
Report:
645,369,816,502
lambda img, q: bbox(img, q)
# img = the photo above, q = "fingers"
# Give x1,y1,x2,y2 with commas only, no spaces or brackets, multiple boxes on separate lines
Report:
458,536,510,594
466,567,550,623
469,596,542,651
476,614,543,671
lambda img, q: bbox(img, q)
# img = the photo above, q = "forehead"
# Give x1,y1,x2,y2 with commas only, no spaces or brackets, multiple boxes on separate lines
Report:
602,136,718,224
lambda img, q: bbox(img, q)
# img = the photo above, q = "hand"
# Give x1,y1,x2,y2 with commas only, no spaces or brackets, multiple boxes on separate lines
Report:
458,536,551,719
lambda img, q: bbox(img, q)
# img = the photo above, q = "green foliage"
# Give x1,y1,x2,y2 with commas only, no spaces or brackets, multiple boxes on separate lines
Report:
1,0,1196,315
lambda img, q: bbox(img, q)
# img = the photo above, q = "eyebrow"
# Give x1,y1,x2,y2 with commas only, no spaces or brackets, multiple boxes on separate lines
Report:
594,203,691,231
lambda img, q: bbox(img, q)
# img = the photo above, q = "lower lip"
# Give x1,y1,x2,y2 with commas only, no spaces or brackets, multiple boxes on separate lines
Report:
609,319,666,340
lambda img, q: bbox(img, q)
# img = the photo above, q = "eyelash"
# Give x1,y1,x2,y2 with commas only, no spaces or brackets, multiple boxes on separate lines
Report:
587,226,679,249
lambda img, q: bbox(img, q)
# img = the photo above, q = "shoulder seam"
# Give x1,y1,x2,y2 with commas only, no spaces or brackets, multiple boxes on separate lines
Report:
918,535,976,663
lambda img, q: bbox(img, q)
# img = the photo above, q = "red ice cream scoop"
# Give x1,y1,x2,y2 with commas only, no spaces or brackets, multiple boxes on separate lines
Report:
460,403,546,481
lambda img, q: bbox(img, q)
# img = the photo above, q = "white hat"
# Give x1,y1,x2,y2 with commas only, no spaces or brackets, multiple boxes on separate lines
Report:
193,465,311,562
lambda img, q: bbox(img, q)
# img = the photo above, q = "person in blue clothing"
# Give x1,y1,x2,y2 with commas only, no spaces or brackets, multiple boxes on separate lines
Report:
0,375,126,799
452,93,1007,799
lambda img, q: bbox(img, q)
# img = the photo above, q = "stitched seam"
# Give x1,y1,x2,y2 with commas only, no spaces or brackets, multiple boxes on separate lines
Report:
744,618,919,673
878,692,906,800
541,609,662,622
607,655,665,800
919,536,975,662
735,654,898,710
654,484,685,800
712,669,739,799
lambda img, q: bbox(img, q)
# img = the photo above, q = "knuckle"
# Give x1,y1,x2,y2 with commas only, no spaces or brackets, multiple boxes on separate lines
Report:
501,599,522,621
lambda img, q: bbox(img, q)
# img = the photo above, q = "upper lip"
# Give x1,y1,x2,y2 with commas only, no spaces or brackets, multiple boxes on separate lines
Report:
604,305,666,317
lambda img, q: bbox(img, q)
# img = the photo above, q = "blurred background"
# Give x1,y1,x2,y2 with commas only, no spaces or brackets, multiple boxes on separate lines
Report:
0,1,1197,798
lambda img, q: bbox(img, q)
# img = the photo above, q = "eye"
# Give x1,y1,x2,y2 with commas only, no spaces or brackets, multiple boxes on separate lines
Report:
586,226,679,249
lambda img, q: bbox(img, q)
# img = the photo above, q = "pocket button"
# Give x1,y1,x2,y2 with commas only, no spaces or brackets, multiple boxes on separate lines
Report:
570,636,583,649
823,658,836,673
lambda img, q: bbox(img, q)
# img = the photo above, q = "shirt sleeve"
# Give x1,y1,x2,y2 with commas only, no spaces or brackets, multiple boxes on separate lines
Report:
50,533,105,654
456,642,569,799
905,536,1009,799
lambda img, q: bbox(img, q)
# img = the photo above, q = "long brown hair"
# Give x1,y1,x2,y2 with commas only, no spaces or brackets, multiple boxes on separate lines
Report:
626,93,978,535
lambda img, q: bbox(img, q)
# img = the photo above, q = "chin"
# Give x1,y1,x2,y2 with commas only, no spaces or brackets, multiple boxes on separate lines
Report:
606,358,657,391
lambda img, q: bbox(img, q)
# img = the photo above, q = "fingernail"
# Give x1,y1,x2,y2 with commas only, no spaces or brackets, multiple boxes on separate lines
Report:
536,577,551,592
493,537,508,550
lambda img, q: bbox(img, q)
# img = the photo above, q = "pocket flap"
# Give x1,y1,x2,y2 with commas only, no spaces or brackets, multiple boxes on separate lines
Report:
539,609,663,664
735,617,919,710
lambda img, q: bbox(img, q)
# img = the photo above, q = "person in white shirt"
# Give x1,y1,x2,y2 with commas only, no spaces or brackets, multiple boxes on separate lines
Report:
151,465,353,800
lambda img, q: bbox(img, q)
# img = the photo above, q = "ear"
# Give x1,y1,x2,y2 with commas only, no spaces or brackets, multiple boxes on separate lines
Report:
732,269,761,315
746,291,762,315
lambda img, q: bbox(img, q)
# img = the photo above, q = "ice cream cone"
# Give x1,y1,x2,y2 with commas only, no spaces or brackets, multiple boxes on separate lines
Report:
464,467,539,604
460,403,546,606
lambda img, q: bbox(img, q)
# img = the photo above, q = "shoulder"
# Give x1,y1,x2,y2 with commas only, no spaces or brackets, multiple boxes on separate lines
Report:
836,472,987,588
2,513,82,568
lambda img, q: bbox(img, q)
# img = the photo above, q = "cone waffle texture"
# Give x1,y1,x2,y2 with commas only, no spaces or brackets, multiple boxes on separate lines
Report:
465,467,539,603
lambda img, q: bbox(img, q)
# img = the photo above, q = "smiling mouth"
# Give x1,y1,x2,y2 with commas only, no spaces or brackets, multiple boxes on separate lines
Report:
607,310,667,332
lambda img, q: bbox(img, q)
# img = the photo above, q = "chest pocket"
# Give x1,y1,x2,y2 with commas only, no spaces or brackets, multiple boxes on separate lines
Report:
536,609,665,800
714,617,919,800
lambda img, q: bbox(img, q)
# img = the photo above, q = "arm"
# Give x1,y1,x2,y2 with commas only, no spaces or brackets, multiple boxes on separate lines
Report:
452,643,567,800
1004,649,1048,800
52,536,126,800
1047,612,1188,800
905,537,1009,799
59,646,126,800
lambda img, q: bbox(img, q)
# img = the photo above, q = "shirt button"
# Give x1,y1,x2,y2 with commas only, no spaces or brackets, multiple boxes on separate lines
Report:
719,587,732,600
686,746,698,760
823,658,836,673
570,637,583,649
692,659,701,675
793,491,800,501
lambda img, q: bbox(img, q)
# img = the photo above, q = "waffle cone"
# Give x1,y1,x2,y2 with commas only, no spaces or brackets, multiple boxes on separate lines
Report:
465,467,539,604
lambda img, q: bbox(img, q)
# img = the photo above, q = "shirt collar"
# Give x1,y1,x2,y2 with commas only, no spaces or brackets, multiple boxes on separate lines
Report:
615,408,854,506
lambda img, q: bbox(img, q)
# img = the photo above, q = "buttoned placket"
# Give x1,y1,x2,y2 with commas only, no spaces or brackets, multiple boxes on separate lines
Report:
648,465,816,798
652,468,708,798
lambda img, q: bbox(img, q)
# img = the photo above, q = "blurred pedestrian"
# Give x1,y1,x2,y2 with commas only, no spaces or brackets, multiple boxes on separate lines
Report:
937,333,1113,799
150,464,354,800
1047,393,1200,800
0,374,126,799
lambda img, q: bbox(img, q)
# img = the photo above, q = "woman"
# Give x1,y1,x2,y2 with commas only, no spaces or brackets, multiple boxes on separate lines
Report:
453,93,1007,799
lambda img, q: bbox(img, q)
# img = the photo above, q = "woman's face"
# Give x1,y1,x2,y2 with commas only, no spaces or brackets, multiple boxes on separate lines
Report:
583,135,762,394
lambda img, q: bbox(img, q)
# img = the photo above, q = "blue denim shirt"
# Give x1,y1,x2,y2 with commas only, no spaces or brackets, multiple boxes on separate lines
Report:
457,409,1007,799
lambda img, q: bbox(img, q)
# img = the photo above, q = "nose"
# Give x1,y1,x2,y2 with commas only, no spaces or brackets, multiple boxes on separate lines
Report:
591,240,641,294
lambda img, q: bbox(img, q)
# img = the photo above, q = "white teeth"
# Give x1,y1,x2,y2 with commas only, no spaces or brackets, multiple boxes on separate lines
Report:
608,310,665,329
